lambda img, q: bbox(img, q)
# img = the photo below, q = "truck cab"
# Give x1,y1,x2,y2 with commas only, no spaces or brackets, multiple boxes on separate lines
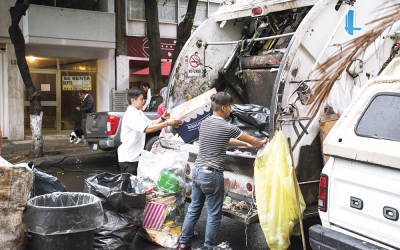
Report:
310,58,400,250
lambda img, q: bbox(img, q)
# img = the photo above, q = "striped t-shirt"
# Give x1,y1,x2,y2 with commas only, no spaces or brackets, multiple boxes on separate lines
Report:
195,116,243,172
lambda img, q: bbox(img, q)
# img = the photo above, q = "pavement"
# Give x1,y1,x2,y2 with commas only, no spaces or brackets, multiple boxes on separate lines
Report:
1,134,117,167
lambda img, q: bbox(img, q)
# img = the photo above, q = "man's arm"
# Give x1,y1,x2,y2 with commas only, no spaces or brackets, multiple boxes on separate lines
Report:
144,119,182,133
236,132,268,149
228,138,256,150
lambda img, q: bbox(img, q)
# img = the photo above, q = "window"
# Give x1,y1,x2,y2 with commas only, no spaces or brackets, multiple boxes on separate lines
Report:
355,93,400,142
127,0,177,23
30,0,104,12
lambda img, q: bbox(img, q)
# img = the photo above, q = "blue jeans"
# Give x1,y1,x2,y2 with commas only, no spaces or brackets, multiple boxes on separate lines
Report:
180,167,225,247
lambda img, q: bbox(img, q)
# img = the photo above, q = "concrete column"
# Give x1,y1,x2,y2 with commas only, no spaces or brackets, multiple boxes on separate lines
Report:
97,49,115,112
6,43,24,140
116,55,129,91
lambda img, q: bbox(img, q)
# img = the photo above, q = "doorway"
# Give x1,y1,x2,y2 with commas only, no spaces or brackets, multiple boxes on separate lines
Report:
25,57,97,134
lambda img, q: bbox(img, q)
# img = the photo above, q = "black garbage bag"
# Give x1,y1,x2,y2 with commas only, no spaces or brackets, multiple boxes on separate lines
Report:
28,162,68,196
84,172,146,250
225,104,269,140
229,104,270,131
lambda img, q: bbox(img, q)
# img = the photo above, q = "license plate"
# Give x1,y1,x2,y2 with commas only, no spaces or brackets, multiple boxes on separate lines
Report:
93,143,98,150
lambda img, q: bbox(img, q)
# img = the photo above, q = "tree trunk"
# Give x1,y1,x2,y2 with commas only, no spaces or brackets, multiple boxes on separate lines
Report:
9,0,43,158
169,0,199,81
144,0,163,93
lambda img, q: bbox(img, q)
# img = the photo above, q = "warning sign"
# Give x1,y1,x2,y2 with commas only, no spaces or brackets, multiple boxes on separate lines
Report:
187,53,202,77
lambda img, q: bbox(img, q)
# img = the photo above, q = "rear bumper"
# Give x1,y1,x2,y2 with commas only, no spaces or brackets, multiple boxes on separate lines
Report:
86,138,117,150
309,225,386,250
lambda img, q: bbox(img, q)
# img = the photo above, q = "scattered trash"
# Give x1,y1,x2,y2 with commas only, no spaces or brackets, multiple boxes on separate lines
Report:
223,200,249,211
84,172,146,250
137,149,189,248
27,162,68,196
255,132,306,249
0,157,33,250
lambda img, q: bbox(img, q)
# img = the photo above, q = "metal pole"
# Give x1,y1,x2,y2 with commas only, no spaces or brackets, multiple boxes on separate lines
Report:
288,138,307,250
205,32,295,46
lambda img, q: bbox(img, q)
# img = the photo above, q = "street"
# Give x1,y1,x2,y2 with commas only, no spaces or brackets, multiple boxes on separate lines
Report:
43,162,321,250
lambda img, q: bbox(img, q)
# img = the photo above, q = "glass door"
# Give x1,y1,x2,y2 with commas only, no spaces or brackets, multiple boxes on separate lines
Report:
24,72,60,134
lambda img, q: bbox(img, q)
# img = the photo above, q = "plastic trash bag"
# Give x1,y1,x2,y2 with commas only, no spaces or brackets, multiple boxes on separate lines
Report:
27,162,68,196
84,172,146,250
23,192,103,235
137,149,189,248
254,131,306,250
226,104,269,141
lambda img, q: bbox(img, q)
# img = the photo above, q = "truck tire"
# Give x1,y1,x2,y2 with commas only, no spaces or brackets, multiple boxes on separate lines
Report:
144,136,159,151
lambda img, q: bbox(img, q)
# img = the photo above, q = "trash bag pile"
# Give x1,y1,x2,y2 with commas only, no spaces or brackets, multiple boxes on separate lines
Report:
28,162,68,196
254,131,306,250
226,104,269,140
137,149,189,248
84,172,146,250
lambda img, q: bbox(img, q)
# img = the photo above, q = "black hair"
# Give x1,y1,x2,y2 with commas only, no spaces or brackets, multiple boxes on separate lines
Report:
210,92,232,111
78,90,88,95
127,88,144,104
142,83,150,88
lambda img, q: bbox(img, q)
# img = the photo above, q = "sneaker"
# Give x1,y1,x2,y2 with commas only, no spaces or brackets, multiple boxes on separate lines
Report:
179,244,192,250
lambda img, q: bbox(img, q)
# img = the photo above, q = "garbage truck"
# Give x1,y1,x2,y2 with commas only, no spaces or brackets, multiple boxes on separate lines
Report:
159,0,400,224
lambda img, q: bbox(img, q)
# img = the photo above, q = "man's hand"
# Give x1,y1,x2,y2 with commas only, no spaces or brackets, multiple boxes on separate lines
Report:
167,119,183,128
257,138,269,148
245,143,257,150
76,107,80,111
162,110,171,119
145,107,149,111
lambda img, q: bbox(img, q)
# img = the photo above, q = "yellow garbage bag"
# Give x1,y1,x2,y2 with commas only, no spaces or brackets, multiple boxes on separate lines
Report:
255,131,306,250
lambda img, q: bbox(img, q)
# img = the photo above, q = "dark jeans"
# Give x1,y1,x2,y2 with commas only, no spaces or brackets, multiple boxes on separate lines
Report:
119,161,139,175
180,167,224,247
81,118,86,139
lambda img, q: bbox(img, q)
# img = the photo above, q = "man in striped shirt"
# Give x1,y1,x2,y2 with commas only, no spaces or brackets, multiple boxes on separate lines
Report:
179,92,268,250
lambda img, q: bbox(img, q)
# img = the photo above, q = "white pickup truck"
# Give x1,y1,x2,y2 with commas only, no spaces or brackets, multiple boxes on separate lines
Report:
309,58,400,249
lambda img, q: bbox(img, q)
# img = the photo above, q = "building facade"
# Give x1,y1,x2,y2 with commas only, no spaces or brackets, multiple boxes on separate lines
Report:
118,0,222,92
0,0,115,139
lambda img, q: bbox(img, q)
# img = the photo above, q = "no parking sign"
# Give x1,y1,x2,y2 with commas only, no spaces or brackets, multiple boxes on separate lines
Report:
187,53,202,76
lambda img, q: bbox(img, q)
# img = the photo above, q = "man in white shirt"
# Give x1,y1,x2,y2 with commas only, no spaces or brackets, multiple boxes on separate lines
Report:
118,88,182,175
142,83,151,111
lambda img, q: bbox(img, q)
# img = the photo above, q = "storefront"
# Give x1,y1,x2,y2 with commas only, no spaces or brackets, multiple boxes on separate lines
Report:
25,57,97,134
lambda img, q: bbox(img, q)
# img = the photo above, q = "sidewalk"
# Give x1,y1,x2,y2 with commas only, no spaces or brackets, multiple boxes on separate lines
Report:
1,134,118,169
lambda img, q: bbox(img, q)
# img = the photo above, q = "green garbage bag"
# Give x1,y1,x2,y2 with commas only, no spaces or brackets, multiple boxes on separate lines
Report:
255,131,306,250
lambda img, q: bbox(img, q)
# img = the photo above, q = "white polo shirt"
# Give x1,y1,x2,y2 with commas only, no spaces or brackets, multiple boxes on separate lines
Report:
118,105,152,162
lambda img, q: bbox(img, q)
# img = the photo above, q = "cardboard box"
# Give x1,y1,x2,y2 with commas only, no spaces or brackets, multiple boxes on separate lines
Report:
319,118,339,164
170,88,216,143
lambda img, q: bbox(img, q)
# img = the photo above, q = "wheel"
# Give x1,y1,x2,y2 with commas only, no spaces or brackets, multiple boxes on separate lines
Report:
144,136,159,151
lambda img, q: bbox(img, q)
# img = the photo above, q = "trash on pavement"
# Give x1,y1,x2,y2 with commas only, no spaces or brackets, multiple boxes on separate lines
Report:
170,88,217,143
84,172,146,250
255,131,306,250
137,149,189,248
27,162,68,196
0,157,34,250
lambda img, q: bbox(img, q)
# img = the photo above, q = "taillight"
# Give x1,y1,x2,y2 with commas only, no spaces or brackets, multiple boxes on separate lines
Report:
186,164,191,175
246,183,252,192
318,174,328,212
252,7,263,16
107,115,120,136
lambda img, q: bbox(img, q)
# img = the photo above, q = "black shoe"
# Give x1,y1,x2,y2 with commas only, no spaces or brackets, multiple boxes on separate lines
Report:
179,243,192,250
194,247,213,250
